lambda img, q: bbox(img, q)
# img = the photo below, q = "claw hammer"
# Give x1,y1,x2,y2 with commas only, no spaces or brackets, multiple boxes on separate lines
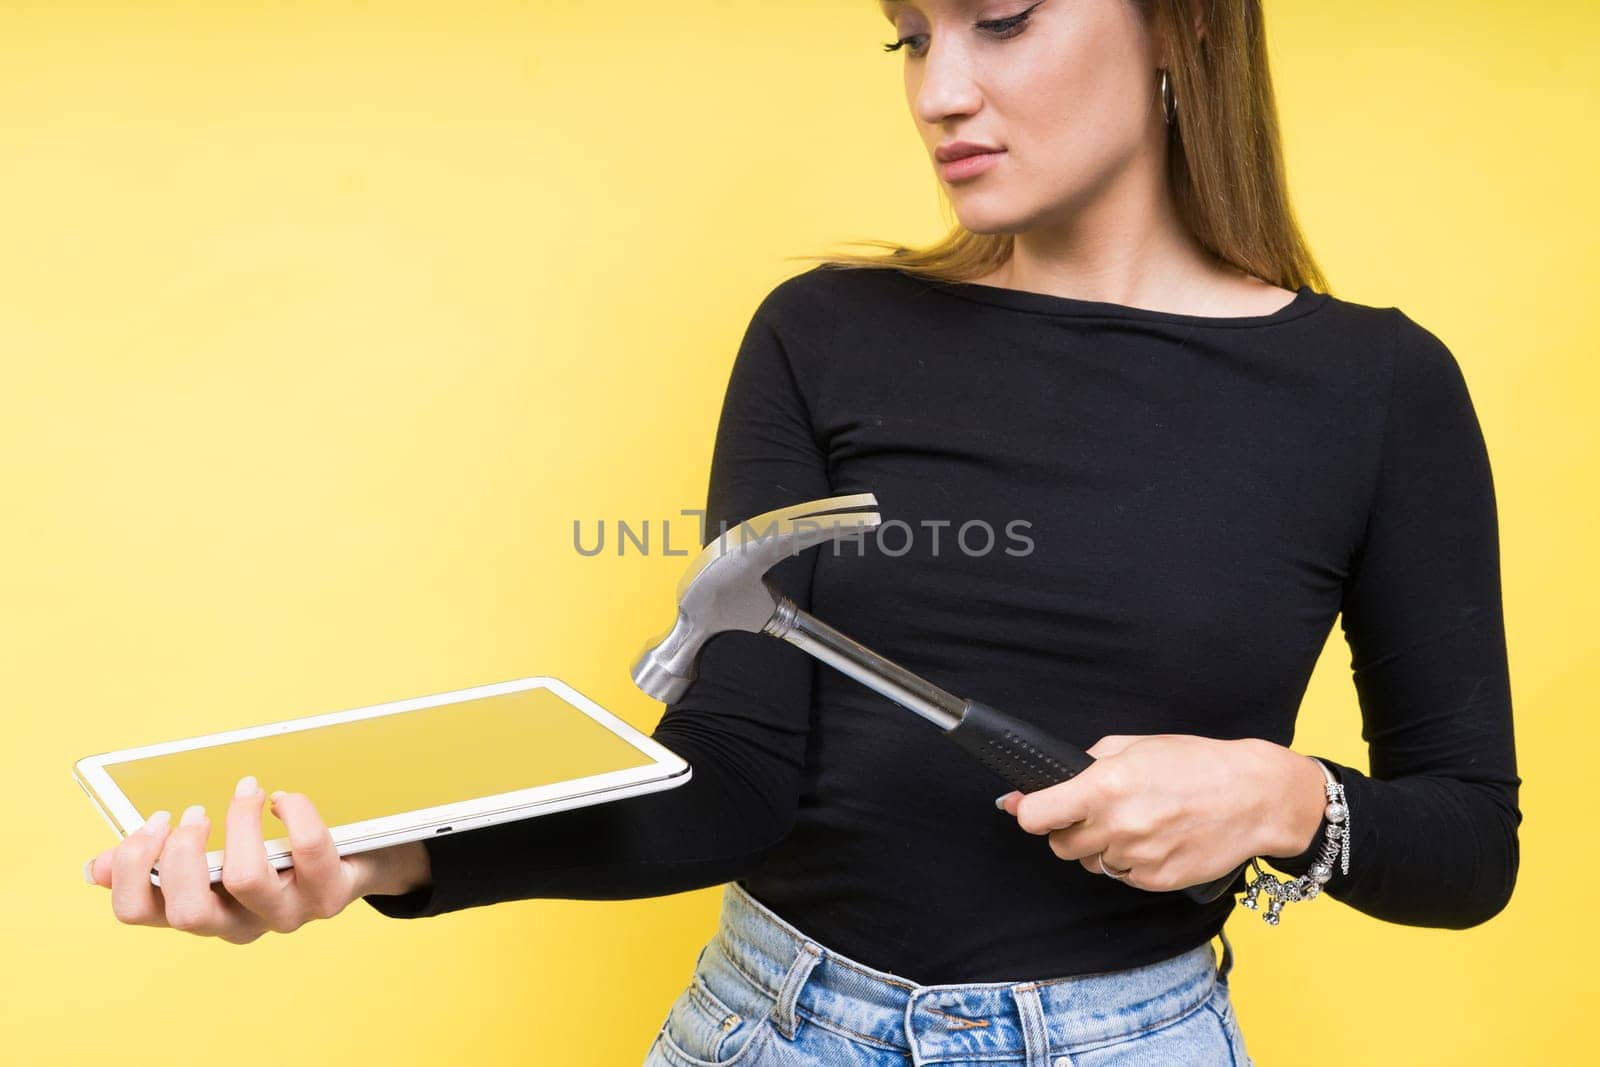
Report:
629,491,1245,904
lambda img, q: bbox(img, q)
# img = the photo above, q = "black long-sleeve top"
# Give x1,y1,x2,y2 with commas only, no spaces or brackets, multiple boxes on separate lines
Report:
363,264,1521,982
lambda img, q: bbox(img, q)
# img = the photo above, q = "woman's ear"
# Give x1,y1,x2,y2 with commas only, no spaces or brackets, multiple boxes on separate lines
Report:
1163,1,1209,57
1152,6,1207,70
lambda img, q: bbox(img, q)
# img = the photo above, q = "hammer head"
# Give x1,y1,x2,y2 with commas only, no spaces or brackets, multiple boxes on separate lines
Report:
630,491,880,704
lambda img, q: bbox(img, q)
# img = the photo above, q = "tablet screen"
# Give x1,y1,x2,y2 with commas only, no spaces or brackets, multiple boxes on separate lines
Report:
98,686,655,851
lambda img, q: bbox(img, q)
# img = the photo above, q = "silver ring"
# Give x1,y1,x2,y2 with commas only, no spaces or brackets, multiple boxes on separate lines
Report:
1096,852,1132,881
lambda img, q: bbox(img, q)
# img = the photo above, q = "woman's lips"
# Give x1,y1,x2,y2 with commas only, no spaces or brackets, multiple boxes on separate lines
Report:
938,149,1005,183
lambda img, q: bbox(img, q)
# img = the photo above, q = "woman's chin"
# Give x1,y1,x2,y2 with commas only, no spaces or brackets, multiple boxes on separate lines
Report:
949,206,1030,237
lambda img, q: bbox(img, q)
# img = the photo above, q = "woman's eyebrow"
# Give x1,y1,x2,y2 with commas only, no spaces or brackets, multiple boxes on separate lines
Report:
879,0,954,16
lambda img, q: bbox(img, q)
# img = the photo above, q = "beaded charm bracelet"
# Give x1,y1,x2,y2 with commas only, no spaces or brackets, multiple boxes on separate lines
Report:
1239,756,1349,926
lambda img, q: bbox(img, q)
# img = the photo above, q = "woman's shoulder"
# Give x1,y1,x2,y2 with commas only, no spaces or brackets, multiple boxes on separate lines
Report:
1262,287,1475,403
1318,292,1471,393
755,262,915,316
741,264,923,363
1299,292,1484,446
1303,287,1449,345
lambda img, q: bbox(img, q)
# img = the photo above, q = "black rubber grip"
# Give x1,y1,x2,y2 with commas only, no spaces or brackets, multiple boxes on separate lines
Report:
946,699,1095,790
947,699,1247,904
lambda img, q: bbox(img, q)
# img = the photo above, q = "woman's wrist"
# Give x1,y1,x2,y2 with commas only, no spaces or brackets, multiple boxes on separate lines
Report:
362,840,433,898
1241,739,1332,860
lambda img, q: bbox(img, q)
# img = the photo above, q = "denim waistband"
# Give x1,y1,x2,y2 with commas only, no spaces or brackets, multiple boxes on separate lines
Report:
705,880,1232,1064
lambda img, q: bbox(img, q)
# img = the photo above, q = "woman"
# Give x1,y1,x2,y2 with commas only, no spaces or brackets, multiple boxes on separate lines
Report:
87,1,1521,1063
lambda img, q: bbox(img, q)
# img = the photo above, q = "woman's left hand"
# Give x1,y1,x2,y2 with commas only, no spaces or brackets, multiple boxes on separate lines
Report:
996,733,1312,893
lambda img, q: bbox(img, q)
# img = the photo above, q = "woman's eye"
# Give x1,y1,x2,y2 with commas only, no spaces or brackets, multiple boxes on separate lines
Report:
881,34,929,57
881,2,1042,58
977,1,1044,40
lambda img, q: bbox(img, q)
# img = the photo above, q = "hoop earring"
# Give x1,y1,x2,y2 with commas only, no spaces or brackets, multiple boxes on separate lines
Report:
1160,67,1177,126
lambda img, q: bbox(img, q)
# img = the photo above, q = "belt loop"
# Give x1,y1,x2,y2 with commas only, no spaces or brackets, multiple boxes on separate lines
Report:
1010,983,1060,1067
772,940,823,1040
1216,927,1236,983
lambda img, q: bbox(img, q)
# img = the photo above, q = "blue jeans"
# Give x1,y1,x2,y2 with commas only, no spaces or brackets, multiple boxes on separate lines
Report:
644,881,1253,1066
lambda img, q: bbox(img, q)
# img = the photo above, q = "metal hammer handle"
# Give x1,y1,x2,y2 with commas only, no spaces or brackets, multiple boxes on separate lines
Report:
769,598,1246,904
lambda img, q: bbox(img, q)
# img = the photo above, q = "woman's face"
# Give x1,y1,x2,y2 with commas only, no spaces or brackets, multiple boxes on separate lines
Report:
875,0,1164,234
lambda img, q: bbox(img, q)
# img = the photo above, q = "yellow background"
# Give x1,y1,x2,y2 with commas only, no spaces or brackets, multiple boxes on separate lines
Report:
6,1,1595,1063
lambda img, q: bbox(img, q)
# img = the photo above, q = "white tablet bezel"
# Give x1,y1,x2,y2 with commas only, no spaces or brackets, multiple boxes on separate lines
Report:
72,675,690,885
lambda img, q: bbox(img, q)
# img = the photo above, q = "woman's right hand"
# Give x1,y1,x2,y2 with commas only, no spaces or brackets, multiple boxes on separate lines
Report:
83,775,431,945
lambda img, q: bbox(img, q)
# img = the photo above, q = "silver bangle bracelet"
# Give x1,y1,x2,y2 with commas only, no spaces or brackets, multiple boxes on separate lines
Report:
1239,756,1349,926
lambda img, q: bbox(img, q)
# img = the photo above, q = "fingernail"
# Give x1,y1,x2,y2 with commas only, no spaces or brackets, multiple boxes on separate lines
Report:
142,809,171,835
179,803,206,827
83,857,97,884
235,774,258,798
269,789,286,803
995,793,1011,810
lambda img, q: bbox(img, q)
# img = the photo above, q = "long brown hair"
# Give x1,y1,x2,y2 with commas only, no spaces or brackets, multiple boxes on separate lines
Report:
786,0,1329,294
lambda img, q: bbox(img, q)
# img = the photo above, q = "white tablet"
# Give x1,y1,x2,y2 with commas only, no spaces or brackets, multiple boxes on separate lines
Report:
72,675,691,887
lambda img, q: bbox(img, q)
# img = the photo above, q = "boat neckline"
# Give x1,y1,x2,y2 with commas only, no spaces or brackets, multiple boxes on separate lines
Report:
902,270,1329,328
